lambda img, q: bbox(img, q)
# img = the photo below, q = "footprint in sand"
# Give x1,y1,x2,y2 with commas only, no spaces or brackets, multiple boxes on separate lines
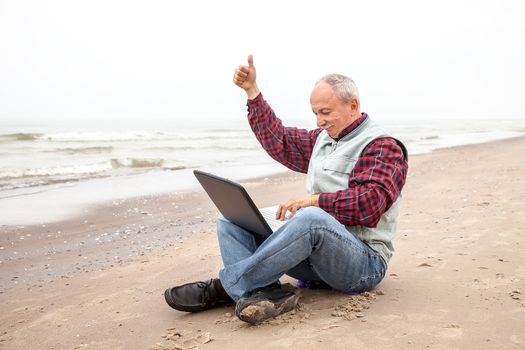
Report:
151,329,213,350
509,289,522,302
438,324,463,338
418,263,433,268
416,256,446,270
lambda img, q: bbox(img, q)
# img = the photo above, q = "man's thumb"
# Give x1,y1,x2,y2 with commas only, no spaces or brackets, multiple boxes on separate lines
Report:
248,55,254,68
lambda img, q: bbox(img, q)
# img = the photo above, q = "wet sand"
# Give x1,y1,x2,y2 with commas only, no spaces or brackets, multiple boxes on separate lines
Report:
1,137,525,349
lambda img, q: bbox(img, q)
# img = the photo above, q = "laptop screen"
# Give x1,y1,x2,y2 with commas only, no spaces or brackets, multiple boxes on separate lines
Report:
193,170,273,239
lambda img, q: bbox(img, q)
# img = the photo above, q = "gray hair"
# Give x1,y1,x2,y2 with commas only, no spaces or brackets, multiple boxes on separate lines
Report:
317,74,360,104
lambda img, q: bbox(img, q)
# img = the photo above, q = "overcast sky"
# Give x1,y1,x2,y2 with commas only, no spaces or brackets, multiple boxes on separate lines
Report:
1,0,524,127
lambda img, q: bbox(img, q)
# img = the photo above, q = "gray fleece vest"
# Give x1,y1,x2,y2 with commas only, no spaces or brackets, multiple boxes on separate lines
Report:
306,117,403,263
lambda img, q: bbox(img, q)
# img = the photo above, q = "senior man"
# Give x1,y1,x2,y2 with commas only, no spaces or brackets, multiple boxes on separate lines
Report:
164,55,408,325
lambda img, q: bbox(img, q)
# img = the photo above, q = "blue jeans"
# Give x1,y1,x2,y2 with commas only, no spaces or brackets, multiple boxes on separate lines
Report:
217,207,387,301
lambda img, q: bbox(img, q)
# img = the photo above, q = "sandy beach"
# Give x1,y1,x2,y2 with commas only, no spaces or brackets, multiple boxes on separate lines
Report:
1,136,525,349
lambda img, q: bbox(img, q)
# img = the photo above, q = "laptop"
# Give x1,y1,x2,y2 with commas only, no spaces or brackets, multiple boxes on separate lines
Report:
193,170,286,240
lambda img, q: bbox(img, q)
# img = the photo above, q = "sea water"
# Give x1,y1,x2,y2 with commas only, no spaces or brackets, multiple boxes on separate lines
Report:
1,116,524,225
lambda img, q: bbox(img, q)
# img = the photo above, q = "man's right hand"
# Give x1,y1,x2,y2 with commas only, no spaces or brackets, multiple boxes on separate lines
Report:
233,55,260,100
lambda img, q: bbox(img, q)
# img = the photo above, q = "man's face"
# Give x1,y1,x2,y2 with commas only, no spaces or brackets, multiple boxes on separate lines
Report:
310,81,359,139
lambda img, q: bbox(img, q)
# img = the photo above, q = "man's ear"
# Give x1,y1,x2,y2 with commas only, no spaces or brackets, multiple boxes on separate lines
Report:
350,97,359,111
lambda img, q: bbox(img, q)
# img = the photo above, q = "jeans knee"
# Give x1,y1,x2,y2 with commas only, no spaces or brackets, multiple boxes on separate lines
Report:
216,215,232,239
217,214,227,224
296,206,331,226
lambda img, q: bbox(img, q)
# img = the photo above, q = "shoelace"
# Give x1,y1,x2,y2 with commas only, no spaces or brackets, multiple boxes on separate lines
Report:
197,280,215,303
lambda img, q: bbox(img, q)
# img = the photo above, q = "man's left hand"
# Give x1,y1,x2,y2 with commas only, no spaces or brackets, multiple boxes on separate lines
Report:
276,194,320,221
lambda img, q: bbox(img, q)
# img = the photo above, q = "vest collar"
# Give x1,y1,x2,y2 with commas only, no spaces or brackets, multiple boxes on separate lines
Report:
333,113,369,141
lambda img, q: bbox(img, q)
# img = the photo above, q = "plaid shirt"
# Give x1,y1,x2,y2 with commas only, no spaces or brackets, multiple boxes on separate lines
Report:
247,93,408,228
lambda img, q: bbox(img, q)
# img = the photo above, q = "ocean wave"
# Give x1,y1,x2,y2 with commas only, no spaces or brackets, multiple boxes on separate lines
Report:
0,129,256,146
188,134,254,141
0,130,171,143
420,135,440,140
0,175,96,192
204,128,252,133
0,158,189,191
143,145,258,152
0,163,113,178
110,158,165,168
0,133,44,142
45,146,115,154
42,131,170,142
0,158,172,180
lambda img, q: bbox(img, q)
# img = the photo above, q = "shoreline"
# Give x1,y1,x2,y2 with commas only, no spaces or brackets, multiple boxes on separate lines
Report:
1,136,525,349
2,134,525,227
0,162,287,226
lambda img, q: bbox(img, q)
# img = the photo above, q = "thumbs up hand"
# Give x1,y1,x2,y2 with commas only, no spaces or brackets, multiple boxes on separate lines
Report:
233,55,260,99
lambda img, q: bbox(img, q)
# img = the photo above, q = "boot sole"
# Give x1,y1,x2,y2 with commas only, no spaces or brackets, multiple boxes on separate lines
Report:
236,294,299,325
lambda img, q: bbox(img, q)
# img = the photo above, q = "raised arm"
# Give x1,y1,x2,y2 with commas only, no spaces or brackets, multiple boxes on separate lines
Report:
234,55,321,173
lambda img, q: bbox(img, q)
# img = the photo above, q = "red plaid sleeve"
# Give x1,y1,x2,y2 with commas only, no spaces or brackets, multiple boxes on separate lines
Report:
318,138,408,228
247,93,322,173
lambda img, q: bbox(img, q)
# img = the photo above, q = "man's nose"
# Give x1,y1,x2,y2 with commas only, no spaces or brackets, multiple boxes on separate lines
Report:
316,116,326,128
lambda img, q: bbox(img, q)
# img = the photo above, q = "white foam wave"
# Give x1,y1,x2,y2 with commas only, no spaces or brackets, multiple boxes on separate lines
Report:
30,129,254,142
0,162,113,178
0,158,171,180
40,130,171,142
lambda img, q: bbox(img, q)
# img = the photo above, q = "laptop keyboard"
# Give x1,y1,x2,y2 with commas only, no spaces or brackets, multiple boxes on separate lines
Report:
259,206,286,232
